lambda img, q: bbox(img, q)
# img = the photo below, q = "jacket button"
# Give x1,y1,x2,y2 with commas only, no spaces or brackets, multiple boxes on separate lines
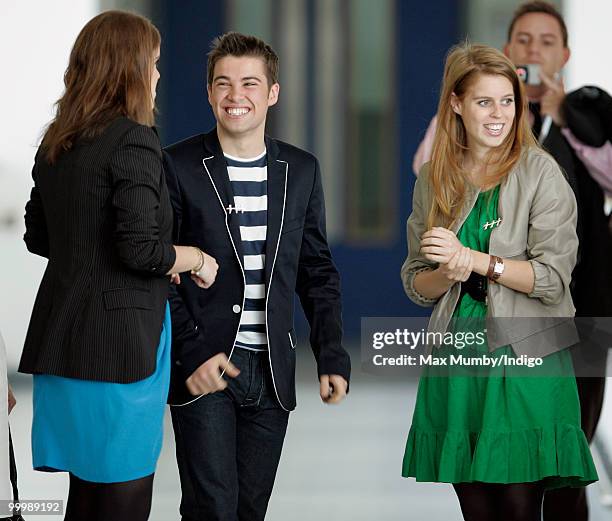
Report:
232,304,241,313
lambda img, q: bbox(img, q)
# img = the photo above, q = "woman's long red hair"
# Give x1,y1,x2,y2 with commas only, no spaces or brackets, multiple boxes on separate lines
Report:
41,11,160,163
427,43,537,229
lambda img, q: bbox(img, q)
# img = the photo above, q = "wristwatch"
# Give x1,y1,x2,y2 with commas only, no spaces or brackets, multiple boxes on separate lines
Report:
487,255,505,281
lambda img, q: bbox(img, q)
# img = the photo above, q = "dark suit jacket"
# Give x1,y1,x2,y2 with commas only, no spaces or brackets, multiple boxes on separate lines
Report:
542,104,612,318
163,129,351,409
19,117,176,383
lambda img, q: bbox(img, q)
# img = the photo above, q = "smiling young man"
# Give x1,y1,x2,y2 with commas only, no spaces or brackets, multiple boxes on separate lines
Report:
412,2,612,520
162,32,351,521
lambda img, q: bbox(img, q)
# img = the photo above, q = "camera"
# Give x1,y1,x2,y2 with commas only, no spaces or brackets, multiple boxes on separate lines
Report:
516,64,541,86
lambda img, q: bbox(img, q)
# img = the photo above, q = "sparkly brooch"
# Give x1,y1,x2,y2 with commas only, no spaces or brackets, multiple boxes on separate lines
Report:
483,218,502,230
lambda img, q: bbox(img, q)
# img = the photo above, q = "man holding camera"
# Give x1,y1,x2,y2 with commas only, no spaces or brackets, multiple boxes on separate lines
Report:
413,2,612,520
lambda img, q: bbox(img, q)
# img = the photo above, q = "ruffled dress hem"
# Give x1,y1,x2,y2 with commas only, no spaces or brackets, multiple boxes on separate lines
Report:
402,422,598,489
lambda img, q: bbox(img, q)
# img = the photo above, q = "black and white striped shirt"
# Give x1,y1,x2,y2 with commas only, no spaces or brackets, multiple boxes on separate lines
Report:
225,150,268,352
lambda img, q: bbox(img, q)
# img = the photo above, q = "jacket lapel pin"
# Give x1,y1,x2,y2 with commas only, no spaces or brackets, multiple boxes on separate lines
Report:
483,218,502,230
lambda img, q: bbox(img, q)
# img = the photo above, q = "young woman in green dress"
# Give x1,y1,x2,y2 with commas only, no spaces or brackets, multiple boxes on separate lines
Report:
401,43,597,520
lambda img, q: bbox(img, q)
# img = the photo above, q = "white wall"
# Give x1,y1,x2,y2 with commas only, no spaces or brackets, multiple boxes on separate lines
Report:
0,1,98,369
564,0,612,93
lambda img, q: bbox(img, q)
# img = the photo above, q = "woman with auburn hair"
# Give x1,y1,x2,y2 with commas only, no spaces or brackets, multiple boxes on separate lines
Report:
20,11,217,521
401,43,597,520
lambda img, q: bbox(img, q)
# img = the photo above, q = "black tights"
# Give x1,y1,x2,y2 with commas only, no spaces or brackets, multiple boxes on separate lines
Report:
454,482,545,521
64,473,154,521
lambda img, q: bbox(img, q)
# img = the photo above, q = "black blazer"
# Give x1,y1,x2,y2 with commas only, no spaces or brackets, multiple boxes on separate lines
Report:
541,111,612,318
163,129,351,409
19,117,176,383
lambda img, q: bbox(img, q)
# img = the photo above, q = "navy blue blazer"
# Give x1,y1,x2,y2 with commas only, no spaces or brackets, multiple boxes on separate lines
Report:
163,129,350,409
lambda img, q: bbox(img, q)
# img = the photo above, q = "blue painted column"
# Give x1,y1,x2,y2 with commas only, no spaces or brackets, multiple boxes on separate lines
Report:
328,0,461,336
151,0,225,146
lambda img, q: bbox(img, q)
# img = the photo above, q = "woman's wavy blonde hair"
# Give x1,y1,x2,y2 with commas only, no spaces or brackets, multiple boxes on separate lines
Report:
427,42,537,229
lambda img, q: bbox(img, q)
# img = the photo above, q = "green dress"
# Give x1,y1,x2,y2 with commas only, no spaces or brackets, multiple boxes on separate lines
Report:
402,186,598,489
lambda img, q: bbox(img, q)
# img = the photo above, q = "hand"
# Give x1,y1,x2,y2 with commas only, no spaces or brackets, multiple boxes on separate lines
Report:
540,72,566,127
438,246,474,282
185,353,240,396
8,384,16,414
192,252,219,289
319,374,348,404
170,273,181,285
420,227,463,264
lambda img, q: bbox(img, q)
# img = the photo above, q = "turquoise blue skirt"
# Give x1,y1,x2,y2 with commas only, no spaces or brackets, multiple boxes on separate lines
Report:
32,303,171,483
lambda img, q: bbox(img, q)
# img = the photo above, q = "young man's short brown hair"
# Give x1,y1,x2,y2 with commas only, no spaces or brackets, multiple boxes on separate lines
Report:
207,32,279,87
507,1,568,47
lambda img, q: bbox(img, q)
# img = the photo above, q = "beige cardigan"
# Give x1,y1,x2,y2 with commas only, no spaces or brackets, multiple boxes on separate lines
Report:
401,146,580,358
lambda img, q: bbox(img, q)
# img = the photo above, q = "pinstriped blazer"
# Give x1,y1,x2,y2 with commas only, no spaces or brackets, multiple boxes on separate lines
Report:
19,117,176,383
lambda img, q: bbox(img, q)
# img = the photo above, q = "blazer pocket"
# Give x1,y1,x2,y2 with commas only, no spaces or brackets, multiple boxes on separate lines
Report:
103,287,153,310
282,214,305,234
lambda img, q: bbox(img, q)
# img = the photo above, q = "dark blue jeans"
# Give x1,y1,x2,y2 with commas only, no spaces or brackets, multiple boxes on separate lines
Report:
170,348,290,521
